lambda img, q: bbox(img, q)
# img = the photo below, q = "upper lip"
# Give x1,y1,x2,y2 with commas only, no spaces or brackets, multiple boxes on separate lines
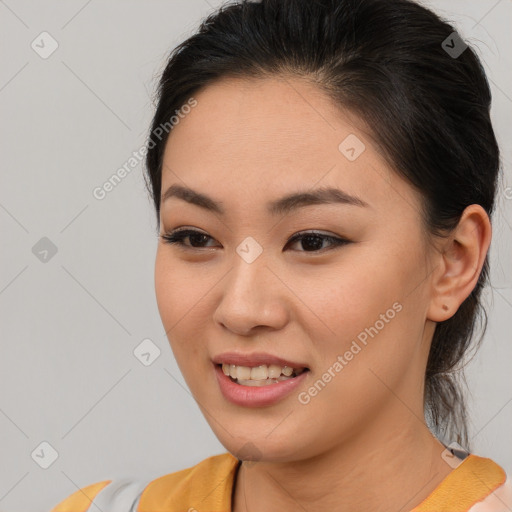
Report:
212,352,309,369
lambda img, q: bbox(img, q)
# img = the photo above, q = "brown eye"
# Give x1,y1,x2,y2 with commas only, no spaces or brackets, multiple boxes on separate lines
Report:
161,229,217,248
285,231,350,253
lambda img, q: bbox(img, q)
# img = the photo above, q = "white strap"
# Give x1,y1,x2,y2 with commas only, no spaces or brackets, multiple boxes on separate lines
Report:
84,478,148,512
468,475,512,511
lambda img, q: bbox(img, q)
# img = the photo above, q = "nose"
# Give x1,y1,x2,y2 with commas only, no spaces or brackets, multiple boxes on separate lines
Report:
212,251,289,336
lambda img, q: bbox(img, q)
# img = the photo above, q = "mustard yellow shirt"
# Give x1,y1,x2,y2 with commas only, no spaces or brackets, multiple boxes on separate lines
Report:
51,452,512,512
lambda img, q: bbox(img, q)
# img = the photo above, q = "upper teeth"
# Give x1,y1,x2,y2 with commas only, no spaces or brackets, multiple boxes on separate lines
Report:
221,363,304,380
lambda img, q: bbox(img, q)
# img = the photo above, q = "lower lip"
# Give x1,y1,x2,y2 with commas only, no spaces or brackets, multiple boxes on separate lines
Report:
214,364,310,407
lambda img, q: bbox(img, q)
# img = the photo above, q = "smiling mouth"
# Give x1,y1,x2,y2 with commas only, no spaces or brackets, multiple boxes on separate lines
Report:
216,363,310,387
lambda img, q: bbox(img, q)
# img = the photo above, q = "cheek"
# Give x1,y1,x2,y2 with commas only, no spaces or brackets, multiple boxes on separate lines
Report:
289,256,399,353
303,247,426,400
154,251,212,369
298,243,424,377
154,251,205,328
154,253,177,329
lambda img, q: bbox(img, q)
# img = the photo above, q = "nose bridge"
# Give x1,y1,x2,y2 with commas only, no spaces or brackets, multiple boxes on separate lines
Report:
213,236,288,333
228,235,271,301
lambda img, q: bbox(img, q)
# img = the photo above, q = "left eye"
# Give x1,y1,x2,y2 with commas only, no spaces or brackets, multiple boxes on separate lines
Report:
160,229,350,253
287,231,350,252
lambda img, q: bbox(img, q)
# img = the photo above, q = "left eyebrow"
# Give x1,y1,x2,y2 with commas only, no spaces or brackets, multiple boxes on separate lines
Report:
267,185,370,215
161,184,370,216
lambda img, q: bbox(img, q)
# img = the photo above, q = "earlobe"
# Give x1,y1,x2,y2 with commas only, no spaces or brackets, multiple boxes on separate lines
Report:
427,205,492,322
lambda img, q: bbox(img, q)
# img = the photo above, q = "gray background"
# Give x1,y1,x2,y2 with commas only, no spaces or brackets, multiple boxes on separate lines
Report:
0,1,510,510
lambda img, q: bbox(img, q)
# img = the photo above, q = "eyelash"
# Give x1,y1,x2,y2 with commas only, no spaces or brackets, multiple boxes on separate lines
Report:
160,228,350,253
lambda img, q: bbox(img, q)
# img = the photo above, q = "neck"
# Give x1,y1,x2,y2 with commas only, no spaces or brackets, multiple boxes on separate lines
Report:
232,411,453,512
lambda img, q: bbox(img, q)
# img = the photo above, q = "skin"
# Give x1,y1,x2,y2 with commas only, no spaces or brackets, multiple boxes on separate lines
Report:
154,76,492,512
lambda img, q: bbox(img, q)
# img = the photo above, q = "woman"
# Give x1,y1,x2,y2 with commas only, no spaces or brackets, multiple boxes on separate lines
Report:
51,0,511,510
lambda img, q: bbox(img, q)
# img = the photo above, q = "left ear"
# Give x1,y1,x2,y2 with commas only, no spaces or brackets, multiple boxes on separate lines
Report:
427,204,492,322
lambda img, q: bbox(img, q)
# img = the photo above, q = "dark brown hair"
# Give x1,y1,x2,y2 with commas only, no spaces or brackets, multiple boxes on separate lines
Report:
144,0,500,448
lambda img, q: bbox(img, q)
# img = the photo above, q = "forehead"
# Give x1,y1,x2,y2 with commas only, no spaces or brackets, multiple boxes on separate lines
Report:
164,75,353,165
160,76,417,218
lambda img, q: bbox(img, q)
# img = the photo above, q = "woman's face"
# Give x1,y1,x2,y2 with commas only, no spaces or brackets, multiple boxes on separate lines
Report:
155,76,438,462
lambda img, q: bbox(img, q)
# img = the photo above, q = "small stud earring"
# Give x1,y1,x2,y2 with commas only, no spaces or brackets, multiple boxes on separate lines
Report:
442,304,449,311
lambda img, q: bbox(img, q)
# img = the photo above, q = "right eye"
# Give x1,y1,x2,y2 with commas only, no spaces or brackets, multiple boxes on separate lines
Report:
160,228,218,249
